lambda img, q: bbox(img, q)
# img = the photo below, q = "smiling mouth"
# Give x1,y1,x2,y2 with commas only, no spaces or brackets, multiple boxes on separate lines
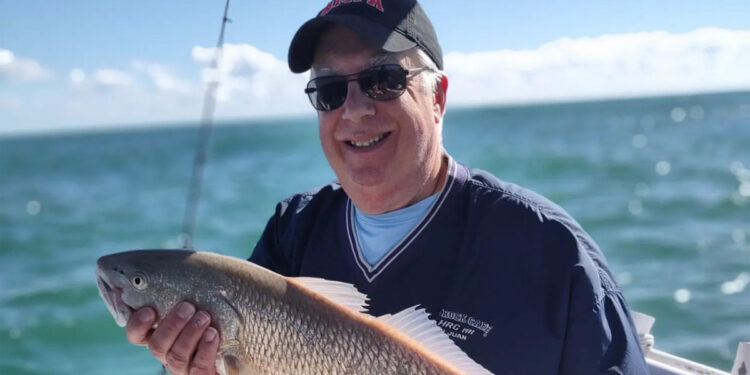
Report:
347,132,391,148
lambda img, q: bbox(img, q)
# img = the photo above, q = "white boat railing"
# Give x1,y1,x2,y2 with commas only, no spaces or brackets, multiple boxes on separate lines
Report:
632,311,749,375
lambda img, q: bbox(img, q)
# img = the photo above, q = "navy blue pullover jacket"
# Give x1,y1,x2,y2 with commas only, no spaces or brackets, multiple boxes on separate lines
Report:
250,157,649,374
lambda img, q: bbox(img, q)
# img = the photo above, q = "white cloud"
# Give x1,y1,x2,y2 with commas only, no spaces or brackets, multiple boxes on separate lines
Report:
93,68,135,88
0,48,51,82
192,43,308,105
131,61,193,93
8,28,750,135
15,48,308,134
0,45,301,134
0,50,11,65
69,62,193,94
52,44,308,133
69,68,86,85
445,28,750,105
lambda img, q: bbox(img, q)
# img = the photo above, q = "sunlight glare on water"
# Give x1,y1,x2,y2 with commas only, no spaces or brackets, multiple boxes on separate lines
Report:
730,161,744,174
26,200,42,216
740,182,750,198
670,107,687,122
721,273,749,295
655,161,671,176
674,289,691,304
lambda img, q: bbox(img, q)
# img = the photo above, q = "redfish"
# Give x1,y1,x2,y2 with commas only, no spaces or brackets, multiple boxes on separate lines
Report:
96,249,493,375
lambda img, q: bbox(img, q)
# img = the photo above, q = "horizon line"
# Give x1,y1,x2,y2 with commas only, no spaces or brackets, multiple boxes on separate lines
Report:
2,88,749,140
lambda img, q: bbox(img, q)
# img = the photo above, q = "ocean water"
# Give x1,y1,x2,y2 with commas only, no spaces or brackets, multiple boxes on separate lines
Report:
1,91,749,374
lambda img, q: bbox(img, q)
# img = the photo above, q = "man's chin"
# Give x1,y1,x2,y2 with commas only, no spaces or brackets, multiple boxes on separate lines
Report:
338,165,387,186
342,179,410,214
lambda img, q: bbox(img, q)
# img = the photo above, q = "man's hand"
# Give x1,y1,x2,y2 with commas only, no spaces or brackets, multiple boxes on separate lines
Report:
126,302,220,375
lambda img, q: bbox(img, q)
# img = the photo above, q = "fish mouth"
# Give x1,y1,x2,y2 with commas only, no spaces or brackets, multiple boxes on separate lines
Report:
96,269,133,327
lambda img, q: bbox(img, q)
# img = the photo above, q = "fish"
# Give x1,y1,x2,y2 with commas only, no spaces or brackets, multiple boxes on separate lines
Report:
96,249,493,375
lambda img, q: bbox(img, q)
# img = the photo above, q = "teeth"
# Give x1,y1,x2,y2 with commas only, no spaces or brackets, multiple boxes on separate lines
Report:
350,133,386,148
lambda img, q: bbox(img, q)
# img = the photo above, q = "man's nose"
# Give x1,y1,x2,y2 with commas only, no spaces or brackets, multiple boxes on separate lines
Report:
341,80,375,122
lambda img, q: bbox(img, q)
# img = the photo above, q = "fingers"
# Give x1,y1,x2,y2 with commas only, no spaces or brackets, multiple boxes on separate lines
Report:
148,302,196,364
126,307,156,346
189,328,220,375
127,302,219,375
165,311,212,374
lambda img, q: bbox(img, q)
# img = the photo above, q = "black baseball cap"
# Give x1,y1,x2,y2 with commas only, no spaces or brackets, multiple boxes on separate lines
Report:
288,0,443,73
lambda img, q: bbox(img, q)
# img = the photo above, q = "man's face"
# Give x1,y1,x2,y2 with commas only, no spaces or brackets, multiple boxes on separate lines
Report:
311,25,446,214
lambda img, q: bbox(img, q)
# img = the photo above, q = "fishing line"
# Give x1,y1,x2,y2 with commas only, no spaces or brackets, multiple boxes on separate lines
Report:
180,0,232,250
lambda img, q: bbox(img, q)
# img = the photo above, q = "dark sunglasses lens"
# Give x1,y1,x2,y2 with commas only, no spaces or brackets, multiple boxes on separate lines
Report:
308,77,347,111
306,65,410,111
359,65,407,100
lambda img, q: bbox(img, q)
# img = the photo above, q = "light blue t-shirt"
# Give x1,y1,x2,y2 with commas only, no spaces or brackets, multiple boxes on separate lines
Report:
353,193,439,266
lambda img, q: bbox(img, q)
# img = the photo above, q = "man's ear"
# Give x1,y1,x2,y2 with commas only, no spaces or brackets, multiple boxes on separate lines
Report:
434,74,449,122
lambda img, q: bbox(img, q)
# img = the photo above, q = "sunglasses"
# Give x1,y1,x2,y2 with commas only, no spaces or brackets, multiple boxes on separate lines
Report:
304,64,433,111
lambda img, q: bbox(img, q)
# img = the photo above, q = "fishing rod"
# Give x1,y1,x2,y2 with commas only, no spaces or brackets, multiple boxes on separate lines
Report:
180,0,232,250
162,0,232,373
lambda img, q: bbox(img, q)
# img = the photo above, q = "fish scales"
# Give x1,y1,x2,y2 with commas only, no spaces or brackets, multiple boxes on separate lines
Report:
223,266,446,374
96,250,492,375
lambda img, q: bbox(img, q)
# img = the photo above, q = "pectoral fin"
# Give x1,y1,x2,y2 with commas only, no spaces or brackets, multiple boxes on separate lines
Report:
223,355,240,375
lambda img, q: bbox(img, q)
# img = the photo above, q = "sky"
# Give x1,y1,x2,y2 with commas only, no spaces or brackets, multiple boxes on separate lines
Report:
2,0,750,135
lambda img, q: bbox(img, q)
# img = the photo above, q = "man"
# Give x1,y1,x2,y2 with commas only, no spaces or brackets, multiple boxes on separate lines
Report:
126,0,649,374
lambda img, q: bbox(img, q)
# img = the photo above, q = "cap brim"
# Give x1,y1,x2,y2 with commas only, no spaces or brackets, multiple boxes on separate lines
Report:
288,15,417,73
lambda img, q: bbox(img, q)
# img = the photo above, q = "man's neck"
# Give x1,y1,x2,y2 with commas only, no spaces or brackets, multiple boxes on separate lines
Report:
353,152,449,215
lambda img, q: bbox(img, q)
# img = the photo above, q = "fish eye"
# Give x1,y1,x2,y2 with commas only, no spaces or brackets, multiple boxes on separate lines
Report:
131,275,148,290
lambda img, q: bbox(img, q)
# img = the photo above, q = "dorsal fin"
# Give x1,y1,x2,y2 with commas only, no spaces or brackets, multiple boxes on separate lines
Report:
289,277,369,313
377,305,493,375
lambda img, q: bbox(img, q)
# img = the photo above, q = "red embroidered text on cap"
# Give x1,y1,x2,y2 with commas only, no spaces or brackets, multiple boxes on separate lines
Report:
319,0,385,16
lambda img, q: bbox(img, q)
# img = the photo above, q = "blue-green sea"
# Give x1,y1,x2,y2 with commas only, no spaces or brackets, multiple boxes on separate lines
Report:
2,92,749,374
